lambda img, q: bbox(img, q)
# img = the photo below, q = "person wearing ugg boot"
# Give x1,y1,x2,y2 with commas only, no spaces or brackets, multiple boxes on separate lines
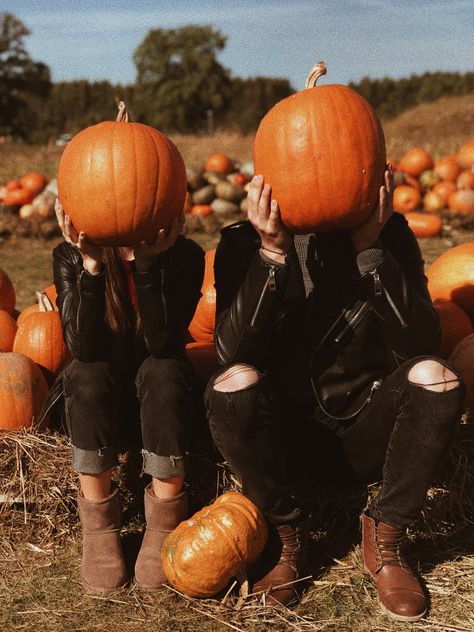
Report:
47,201,204,593
205,170,465,617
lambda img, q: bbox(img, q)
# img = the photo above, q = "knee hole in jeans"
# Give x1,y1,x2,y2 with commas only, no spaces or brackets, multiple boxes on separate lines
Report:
213,364,261,393
408,359,460,392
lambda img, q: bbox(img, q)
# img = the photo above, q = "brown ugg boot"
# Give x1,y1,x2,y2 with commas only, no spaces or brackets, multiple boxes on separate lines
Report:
252,520,309,607
361,513,427,622
134,483,188,591
77,487,128,594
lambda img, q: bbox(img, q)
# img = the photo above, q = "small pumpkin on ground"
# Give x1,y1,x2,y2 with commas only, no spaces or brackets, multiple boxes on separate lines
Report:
427,242,474,318
398,147,433,177
191,205,213,217
20,172,47,196
432,181,457,204
0,309,18,352
447,189,474,214
434,299,473,358
423,191,445,213
457,139,474,169
456,170,474,190
204,153,233,175
393,185,421,213
434,156,460,183
405,212,442,238
162,491,268,598
0,352,49,430
253,61,386,234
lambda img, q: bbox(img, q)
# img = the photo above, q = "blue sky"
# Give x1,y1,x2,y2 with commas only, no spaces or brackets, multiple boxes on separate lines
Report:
5,0,474,88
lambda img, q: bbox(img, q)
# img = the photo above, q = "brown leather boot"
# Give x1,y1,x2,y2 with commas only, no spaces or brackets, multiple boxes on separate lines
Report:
134,483,188,591
361,513,427,621
252,520,309,607
77,487,128,594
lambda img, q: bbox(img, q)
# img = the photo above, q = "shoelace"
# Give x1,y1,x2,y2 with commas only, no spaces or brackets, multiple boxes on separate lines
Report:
375,528,411,571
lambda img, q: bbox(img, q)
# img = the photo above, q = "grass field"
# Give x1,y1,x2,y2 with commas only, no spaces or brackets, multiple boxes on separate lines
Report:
0,94,473,631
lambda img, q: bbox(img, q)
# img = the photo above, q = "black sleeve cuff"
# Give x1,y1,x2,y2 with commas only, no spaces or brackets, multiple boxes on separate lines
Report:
356,241,385,275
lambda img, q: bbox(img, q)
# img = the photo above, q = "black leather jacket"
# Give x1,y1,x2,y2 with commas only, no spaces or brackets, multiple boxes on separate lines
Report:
214,213,440,421
39,236,204,422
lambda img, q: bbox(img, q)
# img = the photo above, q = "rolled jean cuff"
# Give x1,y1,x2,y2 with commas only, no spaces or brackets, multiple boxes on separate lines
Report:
142,449,188,479
71,445,119,474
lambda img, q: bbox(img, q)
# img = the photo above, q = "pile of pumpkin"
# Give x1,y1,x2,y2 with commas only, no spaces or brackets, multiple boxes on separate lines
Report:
184,153,252,221
0,171,57,221
390,140,474,238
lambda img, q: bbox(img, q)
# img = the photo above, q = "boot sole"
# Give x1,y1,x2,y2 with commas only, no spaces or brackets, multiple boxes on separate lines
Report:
82,576,129,595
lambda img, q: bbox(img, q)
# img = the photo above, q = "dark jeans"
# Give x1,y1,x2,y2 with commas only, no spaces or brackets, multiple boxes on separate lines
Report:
63,356,200,478
204,356,465,529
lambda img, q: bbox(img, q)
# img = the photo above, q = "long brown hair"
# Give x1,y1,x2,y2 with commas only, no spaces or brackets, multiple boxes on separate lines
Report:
102,247,141,335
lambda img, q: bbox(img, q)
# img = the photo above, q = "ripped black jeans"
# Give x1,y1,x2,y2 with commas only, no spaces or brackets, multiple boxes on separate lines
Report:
204,356,465,529
63,356,199,478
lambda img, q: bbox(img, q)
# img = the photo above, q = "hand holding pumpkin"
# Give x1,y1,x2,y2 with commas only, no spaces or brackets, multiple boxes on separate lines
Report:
248,175,293,263
134,213,184,272
54,199,103,275
350,168,394,254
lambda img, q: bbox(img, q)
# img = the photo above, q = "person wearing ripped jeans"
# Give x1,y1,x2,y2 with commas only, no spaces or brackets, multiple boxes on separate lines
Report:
47,201,204,594
204,168,464,620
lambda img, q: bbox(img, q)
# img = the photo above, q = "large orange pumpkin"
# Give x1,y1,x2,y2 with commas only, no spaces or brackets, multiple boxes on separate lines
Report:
434,299,473,359
20,172,47,196
16,303,40,327
13,293,69,379
448,190,474,214
253,62,386,234
0,353,49,430
0,268,15,313
57,102,186,246
204,153,233,175
0,309,18,352
405,212,442,238
457,140,474,169
393,185,421,213
433,156,460,183
162,492,268,598
188,249,216,343
427,243,474,317
449,334,474,408
398,147,433,177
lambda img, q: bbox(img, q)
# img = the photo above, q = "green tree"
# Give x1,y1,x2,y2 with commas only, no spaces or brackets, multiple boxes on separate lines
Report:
0,12,51,139
133,24,231,132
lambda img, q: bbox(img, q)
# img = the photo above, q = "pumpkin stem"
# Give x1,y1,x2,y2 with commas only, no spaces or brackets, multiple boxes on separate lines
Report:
36,291,54,312
305,61,327,89
116,101,130,123
235,569,249,610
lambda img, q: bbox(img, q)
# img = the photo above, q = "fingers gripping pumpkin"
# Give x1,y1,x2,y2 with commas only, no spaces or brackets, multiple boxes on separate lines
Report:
162,492,268,597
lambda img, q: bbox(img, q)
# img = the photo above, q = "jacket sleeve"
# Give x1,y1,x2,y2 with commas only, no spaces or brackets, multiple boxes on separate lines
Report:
356,213,440,361
133,238,205,358
214,224,291,367
53,243,107,361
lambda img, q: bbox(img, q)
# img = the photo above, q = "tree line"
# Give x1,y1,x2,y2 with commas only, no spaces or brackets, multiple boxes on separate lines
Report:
1,12,473,143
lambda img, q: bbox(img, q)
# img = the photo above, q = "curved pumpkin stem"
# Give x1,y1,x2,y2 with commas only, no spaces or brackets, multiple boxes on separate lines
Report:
235,568,249,610
36,291,54,312
305,61,327,89
116,101,130,122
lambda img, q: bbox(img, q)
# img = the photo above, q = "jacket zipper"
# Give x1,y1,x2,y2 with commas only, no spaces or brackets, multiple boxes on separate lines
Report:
310,371,382,421
371,270,407,327
249,265,277,328
160,263,168,325
334,302,370,344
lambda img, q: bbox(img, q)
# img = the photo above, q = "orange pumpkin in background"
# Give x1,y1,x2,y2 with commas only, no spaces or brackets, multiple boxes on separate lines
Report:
191,204,213,217
448,190,474,214
16,303,41,327
0,268,15,313
433,156,460,183
13,293,69,380
20,172,47,196
427,243,474,318
398,147,433,177
423,191,445,213
405,212,442,238
185,341,218,383
457,139,474,169
204,153,233,175
449,334,474,408
432,181,457,204
0,309,18,352
3,187,36,207
57,102,186,246
434,299,473,358
0,353,49,430
253,62,386,234
456,170,474,190
393,185,421,213
162,492,268,598
188,249,216,343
